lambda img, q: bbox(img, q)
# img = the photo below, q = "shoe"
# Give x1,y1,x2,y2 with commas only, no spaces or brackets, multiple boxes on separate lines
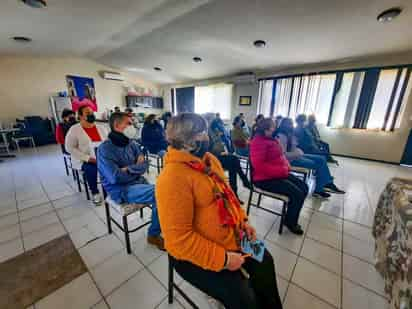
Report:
147,235,165,251
324,183,346,194
207,296,225,309
285,224,304,235
313,191,331,199
239,200,245,205
92,194,102,205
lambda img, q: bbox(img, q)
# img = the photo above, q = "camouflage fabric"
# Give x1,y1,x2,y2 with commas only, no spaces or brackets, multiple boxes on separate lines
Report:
373,177,412,309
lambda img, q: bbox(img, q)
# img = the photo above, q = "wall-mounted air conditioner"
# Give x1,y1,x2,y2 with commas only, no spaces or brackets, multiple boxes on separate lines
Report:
233,72,256,84
102,72,124,81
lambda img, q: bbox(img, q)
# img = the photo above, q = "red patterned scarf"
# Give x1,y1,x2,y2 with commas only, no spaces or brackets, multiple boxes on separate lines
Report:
185,157,244,243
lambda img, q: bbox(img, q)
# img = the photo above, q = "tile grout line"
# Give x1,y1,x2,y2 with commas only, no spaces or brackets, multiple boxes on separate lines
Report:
38,168,112,309
340,160,346,309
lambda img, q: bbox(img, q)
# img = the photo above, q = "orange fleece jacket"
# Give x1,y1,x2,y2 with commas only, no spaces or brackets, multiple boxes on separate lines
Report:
155,147,247,272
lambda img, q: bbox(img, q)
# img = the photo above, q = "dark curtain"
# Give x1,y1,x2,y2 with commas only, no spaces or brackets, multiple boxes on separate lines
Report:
401,129,412,165
269,79,277,117
353,69,380,129
171,88,175,114
175,87,195,114
327,72,343,126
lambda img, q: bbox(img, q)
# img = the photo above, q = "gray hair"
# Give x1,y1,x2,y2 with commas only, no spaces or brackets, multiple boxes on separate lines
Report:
166,113,207,150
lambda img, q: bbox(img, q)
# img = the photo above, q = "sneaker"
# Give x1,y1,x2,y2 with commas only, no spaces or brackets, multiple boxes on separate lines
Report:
92,194,102,205
324,183,346,194
285,224,304,235
207,296,225,309
313,191,331,199
147,235,165,251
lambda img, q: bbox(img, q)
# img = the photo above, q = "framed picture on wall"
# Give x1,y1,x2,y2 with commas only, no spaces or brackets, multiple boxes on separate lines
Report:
239,96,252,106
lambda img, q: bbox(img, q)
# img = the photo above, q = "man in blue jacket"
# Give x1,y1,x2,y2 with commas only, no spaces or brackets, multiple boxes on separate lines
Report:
97,112,163,250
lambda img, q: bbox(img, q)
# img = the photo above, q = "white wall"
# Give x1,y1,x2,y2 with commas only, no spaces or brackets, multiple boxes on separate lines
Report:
232,83,259,125
0,56,161,124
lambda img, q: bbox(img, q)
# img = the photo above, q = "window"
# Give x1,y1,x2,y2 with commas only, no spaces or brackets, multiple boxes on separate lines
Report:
258,65,411,131
194,84,233,119
270,74,336,124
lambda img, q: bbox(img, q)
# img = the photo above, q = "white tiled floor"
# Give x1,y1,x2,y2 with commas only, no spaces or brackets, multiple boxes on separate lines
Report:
1,144,410,308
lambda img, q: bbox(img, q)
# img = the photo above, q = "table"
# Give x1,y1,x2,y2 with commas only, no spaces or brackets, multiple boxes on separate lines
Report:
373,177,412,309
0,128,20,158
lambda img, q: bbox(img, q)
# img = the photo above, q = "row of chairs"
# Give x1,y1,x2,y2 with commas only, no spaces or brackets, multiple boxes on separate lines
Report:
61,146,313,308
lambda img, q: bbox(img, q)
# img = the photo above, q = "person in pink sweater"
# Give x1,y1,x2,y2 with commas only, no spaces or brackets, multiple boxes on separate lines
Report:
250,118,308,235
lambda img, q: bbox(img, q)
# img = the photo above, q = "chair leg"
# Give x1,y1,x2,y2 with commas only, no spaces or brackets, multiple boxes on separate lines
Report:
105,202,113,234
257,193,262,208
246,189,254,215
63,157,69,176
279,202,287,235
168,256,174,304
31,138,36,149
15,141,20,152
123,216,132,254
157,157,161,174
75,170,82,192
82,173,91,200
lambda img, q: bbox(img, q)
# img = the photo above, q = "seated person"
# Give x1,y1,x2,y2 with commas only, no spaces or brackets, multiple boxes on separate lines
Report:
210,115,232,153
209,124,251,202
156,113,283,309
251,114,264,137
276,118,345,198
294,114,336,163
55,109,77,154
274,115,283,129
65,105,107,204
306,115,338,164
231,116,250,157
97,112,164,250
141,114,168,156
160,111,172,129
250,118,308,235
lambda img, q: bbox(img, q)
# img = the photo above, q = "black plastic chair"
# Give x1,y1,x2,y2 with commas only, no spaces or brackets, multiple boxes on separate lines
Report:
246,157,290,234
168,255,200,309
102,187,150,254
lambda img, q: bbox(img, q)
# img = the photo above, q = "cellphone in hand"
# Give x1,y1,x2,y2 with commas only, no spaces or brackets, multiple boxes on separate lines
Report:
240,234,265,263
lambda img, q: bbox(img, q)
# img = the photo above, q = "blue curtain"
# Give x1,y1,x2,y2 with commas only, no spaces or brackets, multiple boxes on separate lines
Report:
353,69,380,129
175,87,195,114
269,79,277,117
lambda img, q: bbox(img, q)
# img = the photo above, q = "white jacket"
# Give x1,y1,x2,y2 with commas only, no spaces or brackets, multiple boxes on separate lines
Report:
65,123,108,169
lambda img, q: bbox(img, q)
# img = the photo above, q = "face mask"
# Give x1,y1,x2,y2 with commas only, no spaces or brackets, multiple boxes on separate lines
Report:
190,140,209,158
68,116,76,123
86,114,96,124
122,125,137,139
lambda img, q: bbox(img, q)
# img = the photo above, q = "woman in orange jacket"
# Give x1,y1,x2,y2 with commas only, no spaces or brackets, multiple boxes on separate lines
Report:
156,113,283,309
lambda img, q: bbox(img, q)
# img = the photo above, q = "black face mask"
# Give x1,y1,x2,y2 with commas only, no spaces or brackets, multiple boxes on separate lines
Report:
190,140,209,158
86,114,96,124
68,116,76,124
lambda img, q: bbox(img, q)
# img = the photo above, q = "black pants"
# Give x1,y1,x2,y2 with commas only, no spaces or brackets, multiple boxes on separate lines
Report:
255,174,308,227
172,249,283,309
217,154,250,195
81,162,99,195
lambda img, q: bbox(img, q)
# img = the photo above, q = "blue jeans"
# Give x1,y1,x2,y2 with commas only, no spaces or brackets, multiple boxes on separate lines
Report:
123,183,161,237
291,154,333,192
82,162,99,195
235,148,249,157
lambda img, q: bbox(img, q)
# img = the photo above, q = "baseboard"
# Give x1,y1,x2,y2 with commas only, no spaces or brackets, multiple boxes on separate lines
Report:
331,153,400,166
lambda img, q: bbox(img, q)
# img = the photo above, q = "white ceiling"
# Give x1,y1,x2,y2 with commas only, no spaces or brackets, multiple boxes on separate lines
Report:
1,0,412,84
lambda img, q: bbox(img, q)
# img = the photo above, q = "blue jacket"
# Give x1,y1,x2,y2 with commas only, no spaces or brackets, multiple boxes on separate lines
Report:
97,139,148,203
141,121,168,154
